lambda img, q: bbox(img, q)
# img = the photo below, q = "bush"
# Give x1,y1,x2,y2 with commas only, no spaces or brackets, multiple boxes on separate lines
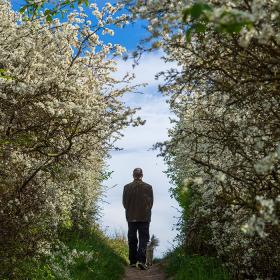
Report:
0,2,135,277
2,228,128,280
165,247,230,280
128,0,280,278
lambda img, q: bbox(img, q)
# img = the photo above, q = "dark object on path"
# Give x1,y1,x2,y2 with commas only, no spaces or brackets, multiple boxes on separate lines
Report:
122,168,154,266
146,234,159,267
137,261,149,270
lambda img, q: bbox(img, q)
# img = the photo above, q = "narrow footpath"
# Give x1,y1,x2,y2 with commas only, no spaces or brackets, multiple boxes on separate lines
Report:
123,264,167,280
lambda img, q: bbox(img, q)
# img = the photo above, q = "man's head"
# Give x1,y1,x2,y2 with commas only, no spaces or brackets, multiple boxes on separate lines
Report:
133,168,143,180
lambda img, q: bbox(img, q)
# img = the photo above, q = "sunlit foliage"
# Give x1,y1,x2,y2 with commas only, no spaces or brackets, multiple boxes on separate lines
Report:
0,1,137,277
126,0,280,278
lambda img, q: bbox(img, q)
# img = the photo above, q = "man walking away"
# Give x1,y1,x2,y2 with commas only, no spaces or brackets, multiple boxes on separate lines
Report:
122,168,153,270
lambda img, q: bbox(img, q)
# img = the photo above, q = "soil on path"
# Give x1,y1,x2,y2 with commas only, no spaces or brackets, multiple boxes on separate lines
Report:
123,264,167,280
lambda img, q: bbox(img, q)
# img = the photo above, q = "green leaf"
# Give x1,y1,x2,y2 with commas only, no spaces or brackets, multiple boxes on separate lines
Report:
182,7,191,22
46,14,52,22
217,14,253,34
183,3,212,22
186,28,192,43
44,9,51,16
195,23,207,33
61,10,66,19
19,6,27,14
190,3,211,20
0,68,13,80
225,23,243,33
0,69,8,76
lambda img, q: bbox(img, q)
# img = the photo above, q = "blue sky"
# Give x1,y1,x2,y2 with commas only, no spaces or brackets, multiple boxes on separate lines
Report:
96,6,180,253
11,0,148,51
101,51,180,256
11,0,180,257
101,52,180,257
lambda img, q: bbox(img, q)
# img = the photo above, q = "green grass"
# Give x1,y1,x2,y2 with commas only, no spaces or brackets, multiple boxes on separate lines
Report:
6,228,128,280
164,247,231,280
60,228,128,280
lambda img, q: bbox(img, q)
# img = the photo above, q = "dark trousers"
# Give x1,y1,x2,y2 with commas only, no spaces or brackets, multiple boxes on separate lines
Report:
127,221,150,264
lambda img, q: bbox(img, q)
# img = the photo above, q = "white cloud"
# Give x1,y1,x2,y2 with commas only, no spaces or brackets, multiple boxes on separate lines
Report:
115,93,173,152
100,52,180,257
114,51,178,87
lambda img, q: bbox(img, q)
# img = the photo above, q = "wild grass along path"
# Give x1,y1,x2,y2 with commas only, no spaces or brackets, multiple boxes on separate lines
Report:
123,264,167,280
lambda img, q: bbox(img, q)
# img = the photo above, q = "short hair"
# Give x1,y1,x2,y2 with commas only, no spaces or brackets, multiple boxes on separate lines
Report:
133,168,143,179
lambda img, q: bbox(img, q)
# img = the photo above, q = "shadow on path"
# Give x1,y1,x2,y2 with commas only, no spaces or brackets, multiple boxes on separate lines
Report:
123,264,167,280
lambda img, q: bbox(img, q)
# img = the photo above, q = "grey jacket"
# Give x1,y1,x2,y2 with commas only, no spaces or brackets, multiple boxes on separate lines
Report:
122,179,153,222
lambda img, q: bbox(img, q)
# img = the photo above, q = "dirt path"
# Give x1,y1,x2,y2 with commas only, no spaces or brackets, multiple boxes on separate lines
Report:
123,264,167,280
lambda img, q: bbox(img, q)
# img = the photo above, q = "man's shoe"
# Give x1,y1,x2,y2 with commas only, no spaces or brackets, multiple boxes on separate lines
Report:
136,262,148,270
129,263,137,267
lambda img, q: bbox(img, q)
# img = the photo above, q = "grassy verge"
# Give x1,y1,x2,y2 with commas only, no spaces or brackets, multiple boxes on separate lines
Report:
8,228,128,280
59,228,128,280
164,247,230,280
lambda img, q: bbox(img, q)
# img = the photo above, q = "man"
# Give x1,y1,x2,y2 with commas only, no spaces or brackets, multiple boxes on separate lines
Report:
122,168,153,270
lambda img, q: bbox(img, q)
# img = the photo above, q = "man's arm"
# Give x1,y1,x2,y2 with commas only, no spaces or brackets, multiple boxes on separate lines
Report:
122,186,127,209
150,186,154,209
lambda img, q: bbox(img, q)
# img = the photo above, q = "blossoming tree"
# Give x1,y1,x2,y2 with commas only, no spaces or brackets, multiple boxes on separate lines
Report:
125,0,280,278
0,0,139,277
